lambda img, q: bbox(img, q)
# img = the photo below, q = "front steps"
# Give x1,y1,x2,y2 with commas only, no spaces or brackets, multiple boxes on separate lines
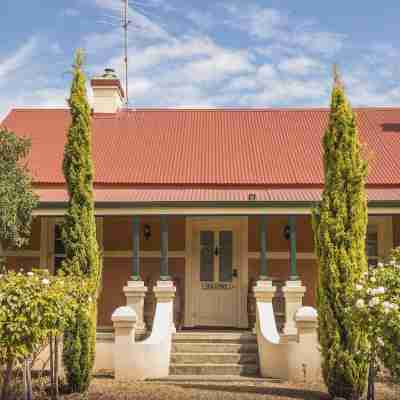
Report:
170,331,259,377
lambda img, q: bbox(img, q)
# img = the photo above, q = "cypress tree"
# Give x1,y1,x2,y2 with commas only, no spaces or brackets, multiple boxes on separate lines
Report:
61,49,102,393
313,68,369,400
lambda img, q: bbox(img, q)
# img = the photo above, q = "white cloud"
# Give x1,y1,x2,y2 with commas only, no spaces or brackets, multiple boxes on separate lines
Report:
257,64,276,80
0,87,68,121
293,30,345,56
226,76,257,91
278,57,324,76
0,37,38,80
224,3,346,56
242,78,328,106
93,0,171,42
224,4,287,40
129,77,153,97
178,50,254,83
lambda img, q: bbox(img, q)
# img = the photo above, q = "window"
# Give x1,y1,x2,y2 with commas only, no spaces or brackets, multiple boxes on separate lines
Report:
54,224,66,273
366,227,378,267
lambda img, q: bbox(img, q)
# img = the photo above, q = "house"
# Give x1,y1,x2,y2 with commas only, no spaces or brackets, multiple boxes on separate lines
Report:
2,69,400,381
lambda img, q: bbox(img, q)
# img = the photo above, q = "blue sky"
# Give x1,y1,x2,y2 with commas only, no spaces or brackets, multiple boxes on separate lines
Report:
1,0,400,117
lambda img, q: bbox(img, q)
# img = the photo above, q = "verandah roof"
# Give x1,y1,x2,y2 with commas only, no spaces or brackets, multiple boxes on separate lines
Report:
35,186,400,206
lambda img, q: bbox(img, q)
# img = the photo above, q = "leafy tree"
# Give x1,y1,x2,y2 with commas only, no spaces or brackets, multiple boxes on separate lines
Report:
312,69,370,400
0,269,88,400
61,49,102,393
0,129,38,266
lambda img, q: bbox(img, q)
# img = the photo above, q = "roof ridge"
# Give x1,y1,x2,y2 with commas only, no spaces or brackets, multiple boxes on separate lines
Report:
7,106,400,114
116,106,400,113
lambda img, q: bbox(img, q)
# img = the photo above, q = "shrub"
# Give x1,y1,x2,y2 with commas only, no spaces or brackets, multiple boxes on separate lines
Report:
0,269,89,400
355,256,400,384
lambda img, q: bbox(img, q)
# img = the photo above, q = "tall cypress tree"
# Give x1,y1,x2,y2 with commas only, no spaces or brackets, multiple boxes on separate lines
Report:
62,50,101,393
313,68,369,400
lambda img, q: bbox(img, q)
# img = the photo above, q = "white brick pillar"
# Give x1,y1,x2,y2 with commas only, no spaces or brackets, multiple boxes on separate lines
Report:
123,280,148,336
282,280,306,335
253,280,276,332
292,306,321,383
112,306,137,380
253,280,276,301
153,280,176,332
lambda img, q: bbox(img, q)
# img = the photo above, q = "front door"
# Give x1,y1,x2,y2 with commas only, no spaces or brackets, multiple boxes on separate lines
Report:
192,220,241,327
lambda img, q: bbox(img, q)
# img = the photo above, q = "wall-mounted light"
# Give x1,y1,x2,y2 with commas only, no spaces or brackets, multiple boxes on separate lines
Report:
143,224,151,240
283,225,291,240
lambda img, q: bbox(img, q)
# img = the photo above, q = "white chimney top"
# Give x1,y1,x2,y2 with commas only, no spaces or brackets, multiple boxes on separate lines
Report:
90,68,125,113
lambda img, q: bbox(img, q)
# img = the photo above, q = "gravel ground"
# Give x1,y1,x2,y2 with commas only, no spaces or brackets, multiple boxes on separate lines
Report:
63,378,400,400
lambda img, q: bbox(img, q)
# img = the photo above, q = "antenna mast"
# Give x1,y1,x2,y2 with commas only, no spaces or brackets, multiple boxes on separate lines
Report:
122,0,130,105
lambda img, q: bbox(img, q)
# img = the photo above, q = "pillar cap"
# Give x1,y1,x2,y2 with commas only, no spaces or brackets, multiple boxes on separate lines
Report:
282,281,306,294
153,280,176,299
123,281,148,294
284,280,304,288
112,306,137,323
295,306,318,322
253,280,276,300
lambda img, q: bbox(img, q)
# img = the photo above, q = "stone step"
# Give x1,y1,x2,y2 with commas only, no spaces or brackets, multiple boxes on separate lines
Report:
172,342,258,354
171,352,258,365
173,332,257,344
170,363,258,376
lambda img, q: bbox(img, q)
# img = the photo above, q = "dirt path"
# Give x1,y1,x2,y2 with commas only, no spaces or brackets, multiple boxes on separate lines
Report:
63,378,399,400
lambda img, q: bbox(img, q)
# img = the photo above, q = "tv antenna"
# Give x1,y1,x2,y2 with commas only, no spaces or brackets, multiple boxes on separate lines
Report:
97,0,161,107
122,0,131,105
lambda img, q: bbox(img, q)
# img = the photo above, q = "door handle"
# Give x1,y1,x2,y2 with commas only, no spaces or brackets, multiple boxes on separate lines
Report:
232,269,238,278
214,246,219,256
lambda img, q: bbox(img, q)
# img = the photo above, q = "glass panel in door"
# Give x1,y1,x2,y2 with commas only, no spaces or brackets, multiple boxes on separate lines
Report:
219,231,233,282
200,231,214,282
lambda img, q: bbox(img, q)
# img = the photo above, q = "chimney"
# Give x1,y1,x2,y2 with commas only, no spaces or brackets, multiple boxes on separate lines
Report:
90,68,125,113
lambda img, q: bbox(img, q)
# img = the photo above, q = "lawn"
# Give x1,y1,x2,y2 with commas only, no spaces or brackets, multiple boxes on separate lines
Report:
63,378,399,400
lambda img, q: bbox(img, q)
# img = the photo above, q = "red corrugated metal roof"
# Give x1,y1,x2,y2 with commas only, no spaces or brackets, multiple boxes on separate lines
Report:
2,107,400,187
35,187,400,203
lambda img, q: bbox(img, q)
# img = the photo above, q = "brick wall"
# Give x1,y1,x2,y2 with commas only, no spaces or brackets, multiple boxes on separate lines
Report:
98,257,185,327
393,215,400,248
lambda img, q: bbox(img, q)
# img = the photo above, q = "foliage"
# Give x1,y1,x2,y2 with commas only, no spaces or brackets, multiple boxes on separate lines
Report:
61,49,102,393
355,256,400,384
62,305,96,393
312,72,370,400
0,269,90,400
0,129,38,265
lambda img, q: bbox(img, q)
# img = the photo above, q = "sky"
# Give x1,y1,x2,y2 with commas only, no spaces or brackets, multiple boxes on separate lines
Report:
1,0,400,117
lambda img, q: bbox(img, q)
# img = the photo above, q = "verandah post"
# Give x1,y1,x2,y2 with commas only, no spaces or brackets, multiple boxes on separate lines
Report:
283,214,306,335
259,215,269,280
289,215,299,280
132,216,140,280
160,215,170,280
122,215,148,336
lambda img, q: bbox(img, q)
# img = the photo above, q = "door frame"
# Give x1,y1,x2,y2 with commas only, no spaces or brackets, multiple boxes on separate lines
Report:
184,216,249,328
